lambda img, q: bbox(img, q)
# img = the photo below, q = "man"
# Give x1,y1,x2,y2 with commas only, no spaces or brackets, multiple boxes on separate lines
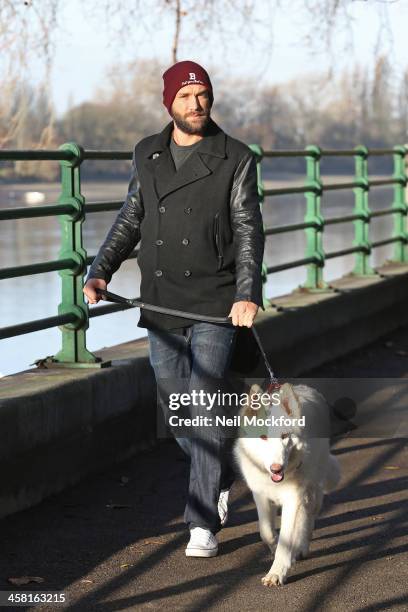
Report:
83,60,265,557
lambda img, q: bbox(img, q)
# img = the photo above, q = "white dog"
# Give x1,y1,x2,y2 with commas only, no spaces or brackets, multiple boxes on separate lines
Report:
234,382,341,586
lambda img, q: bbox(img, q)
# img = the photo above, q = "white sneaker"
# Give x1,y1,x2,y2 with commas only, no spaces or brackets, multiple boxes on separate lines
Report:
185,527,218,557
218,488,230,527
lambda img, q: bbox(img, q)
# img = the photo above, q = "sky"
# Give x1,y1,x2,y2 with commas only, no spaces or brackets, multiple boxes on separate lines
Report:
37,1,408,116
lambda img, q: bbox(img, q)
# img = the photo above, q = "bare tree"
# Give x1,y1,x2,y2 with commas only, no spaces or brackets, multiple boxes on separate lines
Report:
86,0,401,68
0,0,59,150
0,0,402,157
293,0,399,62
397,69,408,137
84,0,273,65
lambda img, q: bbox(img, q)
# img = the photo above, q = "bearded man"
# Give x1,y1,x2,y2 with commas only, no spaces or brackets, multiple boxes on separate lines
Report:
83,60,265,557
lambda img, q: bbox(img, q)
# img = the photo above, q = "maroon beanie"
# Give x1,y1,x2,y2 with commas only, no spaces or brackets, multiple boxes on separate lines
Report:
162,60,213,115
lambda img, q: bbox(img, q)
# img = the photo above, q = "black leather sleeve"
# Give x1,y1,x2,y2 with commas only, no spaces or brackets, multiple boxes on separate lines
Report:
86,148,145,284
230,152,265,309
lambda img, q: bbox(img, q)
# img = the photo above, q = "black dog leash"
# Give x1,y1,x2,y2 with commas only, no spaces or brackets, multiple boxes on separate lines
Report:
94,288,280,387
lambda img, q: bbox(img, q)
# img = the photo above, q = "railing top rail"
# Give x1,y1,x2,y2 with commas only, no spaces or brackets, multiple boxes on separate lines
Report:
262,149,357,158
261,150,309,158
0,149,133,162
261,146,406,158
1,145,406,163
81,151,132,161
0,150,75,161
368,148,404,156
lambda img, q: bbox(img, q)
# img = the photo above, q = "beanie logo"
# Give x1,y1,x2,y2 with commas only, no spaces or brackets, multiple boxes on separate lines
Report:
189,72,196,80
181,78,205,86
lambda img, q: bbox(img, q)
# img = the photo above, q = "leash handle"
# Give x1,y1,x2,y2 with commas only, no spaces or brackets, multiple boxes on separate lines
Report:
94,288,279,385
94,288,232,324
95,289,133,306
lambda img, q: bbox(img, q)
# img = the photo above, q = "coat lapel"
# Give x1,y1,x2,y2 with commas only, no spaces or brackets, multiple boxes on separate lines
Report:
156,151,212,201
143,118,226,202
144,147,176,201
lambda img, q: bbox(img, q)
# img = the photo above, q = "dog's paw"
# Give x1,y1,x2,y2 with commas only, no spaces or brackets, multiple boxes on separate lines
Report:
261,572,285,587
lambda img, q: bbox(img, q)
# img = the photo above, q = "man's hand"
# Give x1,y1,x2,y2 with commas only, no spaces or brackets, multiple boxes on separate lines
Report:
228,301,259,327
83,278,107,304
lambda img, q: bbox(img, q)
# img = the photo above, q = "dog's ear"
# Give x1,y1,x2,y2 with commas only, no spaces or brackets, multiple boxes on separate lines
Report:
279,383,301,418
249,383,263,398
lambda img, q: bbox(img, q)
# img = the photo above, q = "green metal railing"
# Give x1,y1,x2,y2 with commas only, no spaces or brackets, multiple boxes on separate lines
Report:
249,144,408,292
1,142,407,366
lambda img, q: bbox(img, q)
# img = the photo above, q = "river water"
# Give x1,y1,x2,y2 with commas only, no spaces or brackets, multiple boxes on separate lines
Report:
0,176,397,376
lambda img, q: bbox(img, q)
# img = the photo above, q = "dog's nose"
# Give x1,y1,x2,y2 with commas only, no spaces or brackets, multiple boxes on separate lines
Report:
271,463,283,472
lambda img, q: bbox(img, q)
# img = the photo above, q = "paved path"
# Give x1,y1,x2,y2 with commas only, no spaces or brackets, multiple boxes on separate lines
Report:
1,326,408,612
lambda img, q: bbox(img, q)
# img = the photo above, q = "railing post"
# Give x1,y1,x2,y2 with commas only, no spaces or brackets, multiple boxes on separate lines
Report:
302,145,327,290
390,145,408,262
249,144,270,309
52,142,101,366
352,146,376,275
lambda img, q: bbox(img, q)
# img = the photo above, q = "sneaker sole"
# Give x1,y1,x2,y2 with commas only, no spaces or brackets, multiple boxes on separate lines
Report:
185,547,218,558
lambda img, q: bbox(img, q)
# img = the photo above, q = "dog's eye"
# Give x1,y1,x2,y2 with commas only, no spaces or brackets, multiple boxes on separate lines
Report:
281,433,289,439
260,434,268,441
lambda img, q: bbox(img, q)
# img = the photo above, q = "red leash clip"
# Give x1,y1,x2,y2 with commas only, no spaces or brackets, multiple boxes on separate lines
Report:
266,381,281,392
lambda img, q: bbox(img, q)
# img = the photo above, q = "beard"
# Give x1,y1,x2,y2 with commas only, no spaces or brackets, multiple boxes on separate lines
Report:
171,108,211,135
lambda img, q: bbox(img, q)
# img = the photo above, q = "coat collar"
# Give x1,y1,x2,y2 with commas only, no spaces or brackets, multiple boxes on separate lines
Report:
143,118,227,202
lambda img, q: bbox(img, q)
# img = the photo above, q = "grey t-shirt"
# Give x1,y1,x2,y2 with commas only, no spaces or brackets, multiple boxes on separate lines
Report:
170,136,203,171
167,136,204,335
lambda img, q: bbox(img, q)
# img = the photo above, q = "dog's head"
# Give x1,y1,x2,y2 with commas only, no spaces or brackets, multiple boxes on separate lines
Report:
242,382,305,483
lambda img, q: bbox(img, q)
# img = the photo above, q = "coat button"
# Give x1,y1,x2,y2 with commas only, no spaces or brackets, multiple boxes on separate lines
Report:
159,206,166,213
182,238,189,246
155,270,163,277
155,239,163,246
184,207,192,214
184,270,191,277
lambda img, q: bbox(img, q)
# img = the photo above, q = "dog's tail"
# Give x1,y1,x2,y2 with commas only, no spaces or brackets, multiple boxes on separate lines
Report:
323,454,341,493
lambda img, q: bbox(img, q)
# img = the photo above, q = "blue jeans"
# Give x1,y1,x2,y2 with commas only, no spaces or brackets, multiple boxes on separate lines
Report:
147,322,238,533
